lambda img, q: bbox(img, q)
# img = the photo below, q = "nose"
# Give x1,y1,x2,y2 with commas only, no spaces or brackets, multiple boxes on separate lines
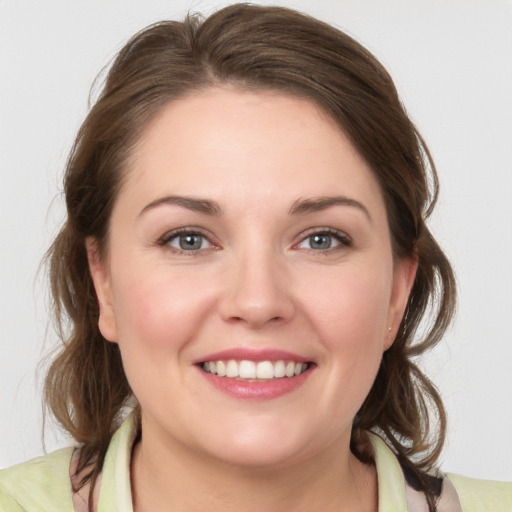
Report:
219,249,295,329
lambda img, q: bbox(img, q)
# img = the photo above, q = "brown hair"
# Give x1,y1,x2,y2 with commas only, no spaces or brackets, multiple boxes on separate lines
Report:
45,4,456,510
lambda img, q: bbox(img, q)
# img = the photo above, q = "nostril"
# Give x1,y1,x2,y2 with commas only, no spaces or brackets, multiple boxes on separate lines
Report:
218,269,295,327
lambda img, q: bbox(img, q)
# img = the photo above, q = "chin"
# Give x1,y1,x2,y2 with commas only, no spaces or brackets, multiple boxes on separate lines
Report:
192,419,322,470
209,442,302,470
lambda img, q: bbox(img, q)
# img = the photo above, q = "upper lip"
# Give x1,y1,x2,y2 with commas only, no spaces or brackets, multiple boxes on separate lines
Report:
194,348,311,364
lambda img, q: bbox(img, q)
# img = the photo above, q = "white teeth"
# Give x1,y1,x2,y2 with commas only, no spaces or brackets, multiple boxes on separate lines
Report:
256,361,274,379
274,360,285,378
226,360,238,378
201,359,309,380
216,360,226,377
239,360,256,379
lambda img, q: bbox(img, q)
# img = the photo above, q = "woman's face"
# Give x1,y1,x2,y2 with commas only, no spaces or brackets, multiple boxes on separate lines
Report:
88,88,415,468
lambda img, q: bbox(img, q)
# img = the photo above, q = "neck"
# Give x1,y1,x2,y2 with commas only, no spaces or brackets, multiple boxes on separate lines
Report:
130,422,377,512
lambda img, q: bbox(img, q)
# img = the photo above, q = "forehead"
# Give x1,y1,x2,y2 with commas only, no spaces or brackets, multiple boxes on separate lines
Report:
120,88,386,218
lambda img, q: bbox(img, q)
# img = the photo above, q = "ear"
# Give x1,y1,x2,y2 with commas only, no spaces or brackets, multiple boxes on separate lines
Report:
85,237,118,343
384,254,418,350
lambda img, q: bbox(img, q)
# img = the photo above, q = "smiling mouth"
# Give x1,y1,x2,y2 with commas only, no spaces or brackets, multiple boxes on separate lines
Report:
200,359,311,380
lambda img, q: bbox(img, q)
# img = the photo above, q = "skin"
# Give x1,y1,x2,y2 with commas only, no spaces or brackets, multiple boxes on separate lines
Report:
87,88,417,511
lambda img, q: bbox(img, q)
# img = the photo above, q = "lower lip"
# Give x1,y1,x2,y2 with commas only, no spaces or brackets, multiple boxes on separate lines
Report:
198,366,313,400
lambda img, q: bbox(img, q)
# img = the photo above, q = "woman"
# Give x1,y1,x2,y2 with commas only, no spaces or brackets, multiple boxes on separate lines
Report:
0,4,510,511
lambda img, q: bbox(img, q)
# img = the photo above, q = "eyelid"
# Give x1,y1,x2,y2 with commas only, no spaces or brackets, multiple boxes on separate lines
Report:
156,227,219,253
293,227,352,250
155,226,351,254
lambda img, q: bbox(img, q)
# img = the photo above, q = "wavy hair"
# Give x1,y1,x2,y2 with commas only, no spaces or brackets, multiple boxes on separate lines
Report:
45,4,456,510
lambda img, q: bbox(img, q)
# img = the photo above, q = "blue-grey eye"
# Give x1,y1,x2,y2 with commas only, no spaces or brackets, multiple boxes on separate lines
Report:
308,234,334,250
169,233,210,251
298,231,349,250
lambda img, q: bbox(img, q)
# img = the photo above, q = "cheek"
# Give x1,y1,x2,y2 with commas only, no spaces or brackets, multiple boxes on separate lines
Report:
108,265,220,410
110,265,216,357
300,264,391,342
298,262,392,394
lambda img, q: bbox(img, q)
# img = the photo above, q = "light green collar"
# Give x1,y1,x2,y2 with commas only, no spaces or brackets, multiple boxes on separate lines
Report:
97,413,137,512
369,432,409,512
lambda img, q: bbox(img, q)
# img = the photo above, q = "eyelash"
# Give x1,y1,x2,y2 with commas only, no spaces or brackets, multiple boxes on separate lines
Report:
296,228,352,252
156,228,215,255
156,227,352,255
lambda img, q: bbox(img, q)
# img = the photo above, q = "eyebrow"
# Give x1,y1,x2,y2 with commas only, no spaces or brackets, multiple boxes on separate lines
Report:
138,195,223,217
289,196,372,222
138,194,371,221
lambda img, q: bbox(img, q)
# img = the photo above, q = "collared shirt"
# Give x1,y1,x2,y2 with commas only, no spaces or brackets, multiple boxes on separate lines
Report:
1,414,511,511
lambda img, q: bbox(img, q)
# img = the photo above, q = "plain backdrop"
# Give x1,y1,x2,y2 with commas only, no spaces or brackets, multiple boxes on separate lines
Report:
1,0,511,481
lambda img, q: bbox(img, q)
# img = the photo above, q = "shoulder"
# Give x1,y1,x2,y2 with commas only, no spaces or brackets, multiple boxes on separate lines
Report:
0,447,74,512
446,473,512,512
368,432,512,512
